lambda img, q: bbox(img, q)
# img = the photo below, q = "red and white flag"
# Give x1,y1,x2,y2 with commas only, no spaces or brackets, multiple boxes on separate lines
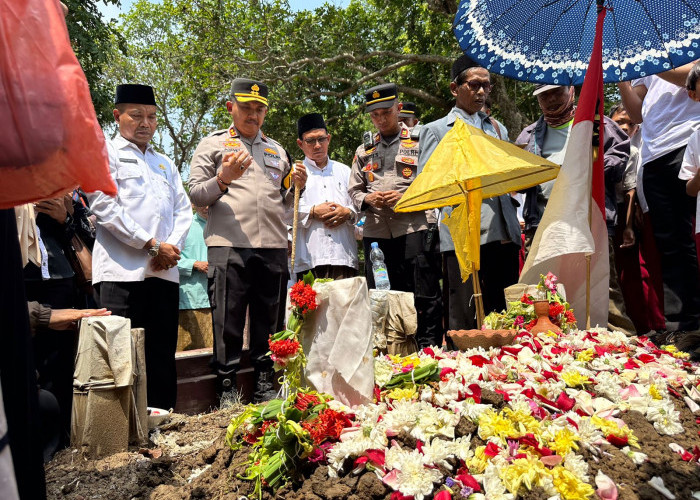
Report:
519,8,609,328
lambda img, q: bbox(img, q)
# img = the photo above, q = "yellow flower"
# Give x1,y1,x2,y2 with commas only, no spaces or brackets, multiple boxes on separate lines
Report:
551,466,595,499
503,407,540,435
562,370,590,388
576,349,595,363
387,386,417,401
591,416,640,448
549,428,580,455
500,457,548,494
478,409,518,441
466,446,488,474
649,384,662,400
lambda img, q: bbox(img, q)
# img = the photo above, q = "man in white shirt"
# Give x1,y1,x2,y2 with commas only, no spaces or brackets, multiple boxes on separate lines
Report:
293,113,358,281
618,63,700,337
89,84,192,410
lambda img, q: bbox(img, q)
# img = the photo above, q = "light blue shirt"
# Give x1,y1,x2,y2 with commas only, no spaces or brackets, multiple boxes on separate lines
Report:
178,214,210,310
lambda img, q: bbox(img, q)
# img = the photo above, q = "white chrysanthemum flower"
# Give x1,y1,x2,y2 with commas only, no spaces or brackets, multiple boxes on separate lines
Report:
411,404,459,442
420,438,454,469
384,399,422,434
562,452,590,482
449,435,474,462
448,401,493,422
352,402,386,424
374,358,395,387
574,416,605,446
389,448,442,500
621,445,649,464
647,400,684,435
327,422,389,474
479,463,516,500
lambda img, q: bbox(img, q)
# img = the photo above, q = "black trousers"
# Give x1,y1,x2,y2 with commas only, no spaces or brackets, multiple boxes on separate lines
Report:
0,209,46,499
208,247,287,375
96,278,179,409
363,229,443,348
643,147,700,331
24,277,76,447
443,241,520,331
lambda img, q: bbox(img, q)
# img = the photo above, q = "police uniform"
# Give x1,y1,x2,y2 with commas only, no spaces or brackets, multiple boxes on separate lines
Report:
348,84,443,348
398,101,420,127
188,79,294,397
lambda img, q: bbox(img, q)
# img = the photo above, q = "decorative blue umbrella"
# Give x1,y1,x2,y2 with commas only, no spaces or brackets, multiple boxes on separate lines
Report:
453,0,700,85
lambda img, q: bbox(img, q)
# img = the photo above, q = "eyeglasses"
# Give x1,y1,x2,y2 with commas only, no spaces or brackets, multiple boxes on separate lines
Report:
462,80,492,92
303,136,329,145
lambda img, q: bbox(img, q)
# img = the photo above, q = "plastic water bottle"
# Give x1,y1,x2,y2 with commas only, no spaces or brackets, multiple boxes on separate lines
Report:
369,242,391,290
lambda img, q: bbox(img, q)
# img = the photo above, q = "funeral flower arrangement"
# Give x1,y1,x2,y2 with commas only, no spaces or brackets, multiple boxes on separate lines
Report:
267,273,319,390
483,272,577,333
228,272,700,499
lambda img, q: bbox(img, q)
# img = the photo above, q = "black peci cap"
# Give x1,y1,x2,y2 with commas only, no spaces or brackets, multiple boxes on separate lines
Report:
115,84,156,105
297,113,327,139
451,55,482,82
364,83,398,112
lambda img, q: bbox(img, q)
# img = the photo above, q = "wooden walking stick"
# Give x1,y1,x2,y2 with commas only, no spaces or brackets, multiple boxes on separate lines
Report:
290,160,302,276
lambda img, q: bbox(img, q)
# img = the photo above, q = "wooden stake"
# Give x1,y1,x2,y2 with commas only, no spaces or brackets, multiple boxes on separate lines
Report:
291,161,302,276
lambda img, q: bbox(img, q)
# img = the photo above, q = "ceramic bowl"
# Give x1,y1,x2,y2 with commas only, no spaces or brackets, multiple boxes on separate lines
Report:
447,329,517,351
147,407,171,429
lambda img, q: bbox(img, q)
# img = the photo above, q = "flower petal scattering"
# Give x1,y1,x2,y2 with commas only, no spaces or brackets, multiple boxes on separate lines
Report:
228,273,700,499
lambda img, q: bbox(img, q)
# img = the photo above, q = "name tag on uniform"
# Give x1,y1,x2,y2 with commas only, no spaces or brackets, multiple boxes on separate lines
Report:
119,158,138,164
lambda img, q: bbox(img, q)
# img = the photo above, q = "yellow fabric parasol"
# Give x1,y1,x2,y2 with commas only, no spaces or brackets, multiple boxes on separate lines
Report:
394,118,559,324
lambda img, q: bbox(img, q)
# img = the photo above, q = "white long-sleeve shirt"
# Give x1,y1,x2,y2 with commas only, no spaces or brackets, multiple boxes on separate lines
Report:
89,135,192,284
294,157,358,272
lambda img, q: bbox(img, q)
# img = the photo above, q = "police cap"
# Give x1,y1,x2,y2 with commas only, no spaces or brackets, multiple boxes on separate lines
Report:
365,83,397,112
230,78,269,106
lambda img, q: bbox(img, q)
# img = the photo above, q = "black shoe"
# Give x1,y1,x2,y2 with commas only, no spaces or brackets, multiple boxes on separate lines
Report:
253,369,278,404
648,329,671,347
216,372,237,399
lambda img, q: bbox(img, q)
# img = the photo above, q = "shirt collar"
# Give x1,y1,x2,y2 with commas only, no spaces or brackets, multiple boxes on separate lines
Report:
447,107,487,127
114,133,154,154
230,123,263,145
304,156,332,172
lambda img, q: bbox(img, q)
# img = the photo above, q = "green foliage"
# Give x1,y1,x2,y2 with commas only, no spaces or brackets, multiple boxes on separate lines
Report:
64,0,125,125
111,0,559,170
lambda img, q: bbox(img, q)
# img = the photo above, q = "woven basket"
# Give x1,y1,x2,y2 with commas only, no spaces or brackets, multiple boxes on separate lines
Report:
447,329,518,351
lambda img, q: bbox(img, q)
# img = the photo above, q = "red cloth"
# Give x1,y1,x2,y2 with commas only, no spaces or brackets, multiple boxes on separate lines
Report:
0,0,116,208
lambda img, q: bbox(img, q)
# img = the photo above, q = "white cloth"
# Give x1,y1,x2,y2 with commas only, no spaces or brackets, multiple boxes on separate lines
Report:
294,157,358,272
679,129,700,233
301,277,374,407
89,135,192,284
632,76,700,166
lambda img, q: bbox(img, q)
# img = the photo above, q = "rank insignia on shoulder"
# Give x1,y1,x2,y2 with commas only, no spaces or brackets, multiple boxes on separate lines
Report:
401,157,415,165
402,167,413,178
228,126,239,138
400,128,410,139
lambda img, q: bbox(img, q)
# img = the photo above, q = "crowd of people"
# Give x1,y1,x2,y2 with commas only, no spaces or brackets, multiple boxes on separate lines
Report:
6,43,700,498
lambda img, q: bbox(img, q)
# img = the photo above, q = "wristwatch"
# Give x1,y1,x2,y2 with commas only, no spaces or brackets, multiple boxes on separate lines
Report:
148,240,161,257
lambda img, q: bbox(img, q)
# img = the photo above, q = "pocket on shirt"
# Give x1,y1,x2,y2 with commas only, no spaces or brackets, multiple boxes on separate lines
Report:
263,156,283,187
115,167,146,199
154,174,174,201
395,159,417,187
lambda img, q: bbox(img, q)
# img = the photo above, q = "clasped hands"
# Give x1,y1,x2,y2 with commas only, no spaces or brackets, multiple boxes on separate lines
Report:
313,202,351,228
145,238,182,271
364,190,403,210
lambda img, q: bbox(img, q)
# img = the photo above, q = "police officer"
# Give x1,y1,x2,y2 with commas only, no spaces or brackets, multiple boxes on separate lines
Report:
398,101,420,128
188,78,307,403
348,83,442,348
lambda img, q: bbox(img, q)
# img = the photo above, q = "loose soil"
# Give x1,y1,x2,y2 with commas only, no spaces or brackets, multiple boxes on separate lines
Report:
46,396,700,500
